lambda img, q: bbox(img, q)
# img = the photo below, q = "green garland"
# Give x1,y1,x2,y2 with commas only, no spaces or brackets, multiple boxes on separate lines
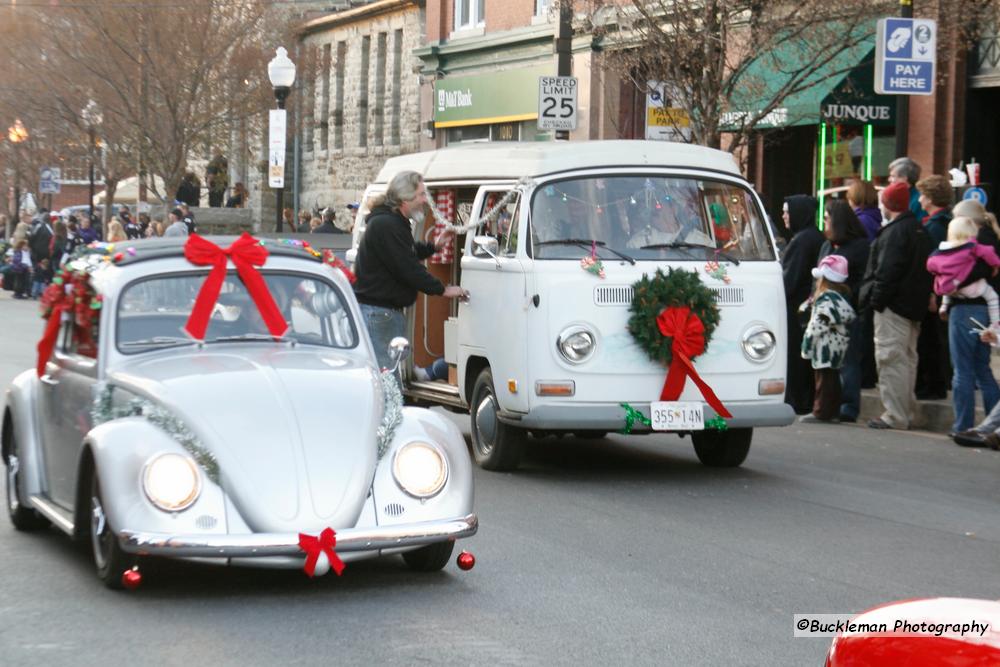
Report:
627,268,720,366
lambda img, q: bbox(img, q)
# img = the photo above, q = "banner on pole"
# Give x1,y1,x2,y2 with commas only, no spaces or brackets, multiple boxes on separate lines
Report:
269,110,287,188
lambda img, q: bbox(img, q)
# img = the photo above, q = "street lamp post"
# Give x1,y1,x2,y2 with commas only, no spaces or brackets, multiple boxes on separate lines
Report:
268,47,296,233
81,100,103,223
7,119,28,225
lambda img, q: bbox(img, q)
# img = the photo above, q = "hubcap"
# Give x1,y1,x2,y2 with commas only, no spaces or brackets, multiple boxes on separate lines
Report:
474,390,499,456
6,454,20,512
91,493,110,570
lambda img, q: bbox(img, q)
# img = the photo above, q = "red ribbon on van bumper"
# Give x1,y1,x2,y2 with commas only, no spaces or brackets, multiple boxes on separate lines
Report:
298,528,345,577
656,306,732,419
183,233,288,340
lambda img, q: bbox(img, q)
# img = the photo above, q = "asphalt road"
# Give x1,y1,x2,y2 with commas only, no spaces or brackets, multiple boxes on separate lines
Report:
1,291,998,666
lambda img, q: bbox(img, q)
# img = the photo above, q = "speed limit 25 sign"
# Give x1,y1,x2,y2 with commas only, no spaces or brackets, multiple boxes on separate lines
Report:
537,76,578,131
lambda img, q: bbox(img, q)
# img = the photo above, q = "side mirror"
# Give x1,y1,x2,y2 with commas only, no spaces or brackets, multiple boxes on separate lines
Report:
388,336,410,372
473,235,501,269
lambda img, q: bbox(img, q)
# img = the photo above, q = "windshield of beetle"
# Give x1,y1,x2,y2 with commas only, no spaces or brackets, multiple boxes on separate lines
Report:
116,272,358,354
529,175,776,262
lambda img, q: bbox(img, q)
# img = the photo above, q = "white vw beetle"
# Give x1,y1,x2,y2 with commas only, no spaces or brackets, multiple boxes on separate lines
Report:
2,237,476,588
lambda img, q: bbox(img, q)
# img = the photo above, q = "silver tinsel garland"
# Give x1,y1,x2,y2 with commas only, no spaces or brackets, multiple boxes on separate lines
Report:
377,370,403,459
91,383,220,483
428,176,534,234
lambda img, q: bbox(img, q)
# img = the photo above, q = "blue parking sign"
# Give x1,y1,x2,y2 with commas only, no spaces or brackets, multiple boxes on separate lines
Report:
875,17,936,96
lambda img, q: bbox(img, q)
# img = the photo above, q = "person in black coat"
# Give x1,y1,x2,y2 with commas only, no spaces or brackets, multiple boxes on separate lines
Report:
817,199,870,421
353,170,467,371
858,182,933,429
782,194,824,414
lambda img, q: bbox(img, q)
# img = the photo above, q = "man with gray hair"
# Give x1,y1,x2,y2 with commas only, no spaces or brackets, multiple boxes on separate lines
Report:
888,156,927,220
353,170,467,371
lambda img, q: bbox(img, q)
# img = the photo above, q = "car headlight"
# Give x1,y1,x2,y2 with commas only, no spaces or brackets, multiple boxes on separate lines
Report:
392,442,448,499
742,325,776,362
143,453,201,512
557,325,596,364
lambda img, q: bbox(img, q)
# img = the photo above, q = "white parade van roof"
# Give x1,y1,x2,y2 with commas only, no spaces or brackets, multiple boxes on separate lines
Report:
372,140,742,184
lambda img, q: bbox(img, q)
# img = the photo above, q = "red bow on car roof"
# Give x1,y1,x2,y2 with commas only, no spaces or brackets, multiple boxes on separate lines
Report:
183,233,289,341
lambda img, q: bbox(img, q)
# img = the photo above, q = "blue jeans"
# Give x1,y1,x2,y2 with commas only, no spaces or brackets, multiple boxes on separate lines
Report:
839,316,863,419
948,303,1000,432
359,303,406,372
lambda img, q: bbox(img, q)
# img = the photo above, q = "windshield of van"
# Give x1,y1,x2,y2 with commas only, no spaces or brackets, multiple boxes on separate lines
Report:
529,176,775,262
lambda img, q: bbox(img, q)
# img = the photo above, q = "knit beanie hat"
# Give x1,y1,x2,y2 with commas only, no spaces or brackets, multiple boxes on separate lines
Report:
880,181,910,214
811,254,849,283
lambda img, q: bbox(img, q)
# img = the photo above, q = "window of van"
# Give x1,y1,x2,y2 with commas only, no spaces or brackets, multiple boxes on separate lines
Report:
529,176,776,262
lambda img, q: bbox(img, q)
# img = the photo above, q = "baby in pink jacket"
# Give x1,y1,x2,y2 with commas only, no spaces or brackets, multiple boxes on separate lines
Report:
926,216,1000,327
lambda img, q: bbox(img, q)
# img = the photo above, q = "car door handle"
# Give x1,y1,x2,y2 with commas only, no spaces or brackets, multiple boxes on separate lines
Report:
39,374,59,386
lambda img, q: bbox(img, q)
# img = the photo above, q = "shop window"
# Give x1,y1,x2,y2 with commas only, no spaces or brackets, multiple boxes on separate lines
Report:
454,0,485,30
491,122,519,142
446,124,490,144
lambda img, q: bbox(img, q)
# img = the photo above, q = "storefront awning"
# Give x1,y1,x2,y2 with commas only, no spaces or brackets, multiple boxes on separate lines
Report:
723,32,881,130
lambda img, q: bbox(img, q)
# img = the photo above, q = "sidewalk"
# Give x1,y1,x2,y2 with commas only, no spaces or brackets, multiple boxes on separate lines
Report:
858,352,1000,433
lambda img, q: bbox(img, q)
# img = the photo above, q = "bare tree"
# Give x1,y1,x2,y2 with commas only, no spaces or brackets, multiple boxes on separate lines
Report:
0,0,281,214
581,0,899,152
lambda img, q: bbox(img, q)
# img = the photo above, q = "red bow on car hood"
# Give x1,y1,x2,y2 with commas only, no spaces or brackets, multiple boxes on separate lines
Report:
656,306,732,419
183,233,288,340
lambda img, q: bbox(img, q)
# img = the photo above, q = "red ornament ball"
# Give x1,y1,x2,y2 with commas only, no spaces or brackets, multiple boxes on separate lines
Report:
121,568,142,590
456,550,475,571
113,252,125,263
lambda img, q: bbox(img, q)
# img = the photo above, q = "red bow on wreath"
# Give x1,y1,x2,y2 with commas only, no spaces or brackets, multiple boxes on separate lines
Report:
656,306,732,419
298,528,346,577
183,233,289,340
36,283,73,377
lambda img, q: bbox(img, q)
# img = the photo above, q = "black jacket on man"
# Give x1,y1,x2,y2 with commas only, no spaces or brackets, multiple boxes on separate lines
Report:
353,205,444,309
28,222,53,264
859,210,932,321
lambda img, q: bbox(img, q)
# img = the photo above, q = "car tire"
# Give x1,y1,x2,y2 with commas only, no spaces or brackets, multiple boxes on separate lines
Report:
470,368,524,471
402,541,455,572
692,427,752,468
89,469,136,589
5,428,49,531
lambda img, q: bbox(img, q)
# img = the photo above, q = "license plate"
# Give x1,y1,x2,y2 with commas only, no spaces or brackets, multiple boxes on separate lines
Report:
650,401,704,431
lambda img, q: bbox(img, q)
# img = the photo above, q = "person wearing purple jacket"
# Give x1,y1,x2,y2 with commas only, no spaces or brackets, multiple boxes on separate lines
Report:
78,215,100,244
847,180,882,241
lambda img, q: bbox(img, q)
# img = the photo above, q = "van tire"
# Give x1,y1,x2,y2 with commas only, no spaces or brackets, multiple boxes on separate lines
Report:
470,368,524,471
692,428,752,468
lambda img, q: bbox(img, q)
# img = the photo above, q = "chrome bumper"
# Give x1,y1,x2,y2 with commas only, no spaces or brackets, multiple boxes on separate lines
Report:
118,513,478,558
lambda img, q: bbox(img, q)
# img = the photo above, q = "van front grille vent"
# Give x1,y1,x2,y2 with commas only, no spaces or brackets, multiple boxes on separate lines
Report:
594,285,744,307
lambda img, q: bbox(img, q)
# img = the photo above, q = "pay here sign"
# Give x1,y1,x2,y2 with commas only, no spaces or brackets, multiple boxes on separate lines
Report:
875,17,936,95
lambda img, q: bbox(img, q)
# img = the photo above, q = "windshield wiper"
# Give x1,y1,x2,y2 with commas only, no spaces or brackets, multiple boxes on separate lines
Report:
536,239,635,265
640,241,740,265
120,336,196,349
209,333,297,346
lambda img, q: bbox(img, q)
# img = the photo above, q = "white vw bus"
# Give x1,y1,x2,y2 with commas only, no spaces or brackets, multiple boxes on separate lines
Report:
351,141,795,471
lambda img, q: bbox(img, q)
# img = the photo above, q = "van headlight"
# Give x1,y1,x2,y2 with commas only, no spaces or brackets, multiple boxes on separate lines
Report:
143,453,201,512
742,325,776,362
557,325,596,364
392,442,448,498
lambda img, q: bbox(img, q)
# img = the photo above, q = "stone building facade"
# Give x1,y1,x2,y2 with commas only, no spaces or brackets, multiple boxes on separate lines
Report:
295,0,425,215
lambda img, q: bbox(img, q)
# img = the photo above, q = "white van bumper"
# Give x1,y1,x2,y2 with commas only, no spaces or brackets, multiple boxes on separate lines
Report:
499,401,796,430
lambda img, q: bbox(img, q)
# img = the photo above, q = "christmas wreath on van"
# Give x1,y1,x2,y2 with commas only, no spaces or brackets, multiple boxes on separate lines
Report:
626,268,731,420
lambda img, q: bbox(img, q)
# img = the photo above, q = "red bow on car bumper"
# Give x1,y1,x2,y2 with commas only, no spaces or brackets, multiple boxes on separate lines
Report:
298,528,345,577
656,306,732,419
183,233,288,340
